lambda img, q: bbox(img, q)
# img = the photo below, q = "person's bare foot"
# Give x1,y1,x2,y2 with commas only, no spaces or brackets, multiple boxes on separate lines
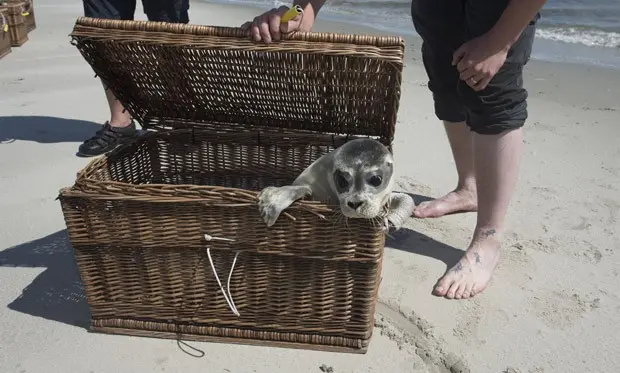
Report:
413,186,478,218
433,228,500,299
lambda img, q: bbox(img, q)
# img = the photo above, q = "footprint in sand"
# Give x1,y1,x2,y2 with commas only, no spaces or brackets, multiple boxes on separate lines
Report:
601,198,620,225
453,299,513,347
375,303,471,373
511,236,603,265
497,246,538,287
546,199,619,233
384,250,431,284
570,216,592,231
530,289,600,330
452,301,482,344
528,367,545,373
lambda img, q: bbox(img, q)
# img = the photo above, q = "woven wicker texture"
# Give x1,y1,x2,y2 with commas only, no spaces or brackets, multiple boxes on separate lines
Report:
6,0,34,31
0,10,11,58
70,17,404,144
60,129,385,351
0,3,27,46
60,18,405,352
20,0,34,33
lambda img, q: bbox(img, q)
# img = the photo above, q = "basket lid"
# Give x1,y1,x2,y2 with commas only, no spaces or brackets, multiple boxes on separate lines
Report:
70,17,405,143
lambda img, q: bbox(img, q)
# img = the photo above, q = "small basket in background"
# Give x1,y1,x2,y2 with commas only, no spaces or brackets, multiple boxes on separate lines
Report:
0,9,11,58
0,2,28,46
6,0,34,32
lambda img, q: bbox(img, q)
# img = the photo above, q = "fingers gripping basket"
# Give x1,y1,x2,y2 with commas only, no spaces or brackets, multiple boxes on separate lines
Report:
58,17,405,353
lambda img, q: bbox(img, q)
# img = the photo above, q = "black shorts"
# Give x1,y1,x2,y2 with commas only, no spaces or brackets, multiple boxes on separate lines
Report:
411,0,539,134
83,0,190,23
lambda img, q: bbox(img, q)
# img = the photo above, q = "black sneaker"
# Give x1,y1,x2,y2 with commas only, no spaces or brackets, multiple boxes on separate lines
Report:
77,120,138,157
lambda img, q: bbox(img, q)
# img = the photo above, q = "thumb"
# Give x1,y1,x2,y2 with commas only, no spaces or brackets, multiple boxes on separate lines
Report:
280,14,303,34
278,6,305,34
452,44,467,66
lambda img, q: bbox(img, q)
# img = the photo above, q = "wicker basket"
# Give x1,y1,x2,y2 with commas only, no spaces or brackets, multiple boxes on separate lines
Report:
58,17,404,353
0,9,11,58
0,2,27,46
6,0,34,32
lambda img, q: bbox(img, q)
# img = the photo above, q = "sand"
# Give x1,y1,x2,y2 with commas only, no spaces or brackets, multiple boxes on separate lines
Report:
1,1,619,372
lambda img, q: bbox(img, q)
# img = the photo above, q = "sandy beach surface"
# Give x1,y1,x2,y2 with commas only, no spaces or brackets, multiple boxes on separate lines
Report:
1,1,619,372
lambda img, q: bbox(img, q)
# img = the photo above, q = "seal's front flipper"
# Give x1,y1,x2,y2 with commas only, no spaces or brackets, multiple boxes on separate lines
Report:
257,185,312,227
386,192,416,231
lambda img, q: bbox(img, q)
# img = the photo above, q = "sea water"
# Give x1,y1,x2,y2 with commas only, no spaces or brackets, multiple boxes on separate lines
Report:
204,0,620,70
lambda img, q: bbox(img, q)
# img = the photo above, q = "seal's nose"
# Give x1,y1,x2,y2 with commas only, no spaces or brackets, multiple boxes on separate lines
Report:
347,201,363,210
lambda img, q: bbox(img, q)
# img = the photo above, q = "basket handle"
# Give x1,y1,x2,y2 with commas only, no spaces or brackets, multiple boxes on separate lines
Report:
205,234,241,317
14,0,32,17
74,16,404,47
21,4,30,17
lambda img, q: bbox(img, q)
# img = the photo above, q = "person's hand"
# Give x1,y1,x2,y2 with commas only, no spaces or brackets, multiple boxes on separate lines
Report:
240,6,305,44
452,34,510,91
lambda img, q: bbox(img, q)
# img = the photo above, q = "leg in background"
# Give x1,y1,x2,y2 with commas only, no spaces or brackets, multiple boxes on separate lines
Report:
79,0,138,157
142,0,190,23
104,81,133,127
433,19,537,299
409,3,477,218
78,0,191,157
433,127,524,299
409,0,537,299
412,120,478,218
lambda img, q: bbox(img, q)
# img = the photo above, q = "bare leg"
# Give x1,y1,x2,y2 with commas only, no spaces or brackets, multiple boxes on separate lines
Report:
413,121,478,218
103,82,132,127
78,82,138,157
434,128,524,299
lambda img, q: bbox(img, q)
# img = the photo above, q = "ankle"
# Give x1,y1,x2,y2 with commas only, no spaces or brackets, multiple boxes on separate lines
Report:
109,117,133,128
456,179,477,193
455,184,477,202
472,226,503,244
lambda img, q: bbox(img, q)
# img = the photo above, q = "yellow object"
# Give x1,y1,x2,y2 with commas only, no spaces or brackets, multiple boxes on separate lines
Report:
3,24,7,33
280,5,303,23
22,11,30,16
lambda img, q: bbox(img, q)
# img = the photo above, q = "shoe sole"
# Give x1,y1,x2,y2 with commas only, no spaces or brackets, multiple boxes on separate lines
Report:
76,135,137,158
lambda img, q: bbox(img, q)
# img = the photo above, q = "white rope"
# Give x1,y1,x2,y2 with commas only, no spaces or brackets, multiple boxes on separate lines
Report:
205,234,240,317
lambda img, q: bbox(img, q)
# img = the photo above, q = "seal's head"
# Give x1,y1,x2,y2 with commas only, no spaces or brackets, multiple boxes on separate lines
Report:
329,138,395,219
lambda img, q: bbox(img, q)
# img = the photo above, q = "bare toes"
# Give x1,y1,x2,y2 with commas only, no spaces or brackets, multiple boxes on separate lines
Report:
461,283,473,299
433,278,451,296
454,284,467,299
470,283,485,297
445,282,460,299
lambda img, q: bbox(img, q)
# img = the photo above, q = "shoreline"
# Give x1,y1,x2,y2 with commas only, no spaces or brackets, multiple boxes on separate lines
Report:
219,1,620,111
205,0,620,71
211,1,620,111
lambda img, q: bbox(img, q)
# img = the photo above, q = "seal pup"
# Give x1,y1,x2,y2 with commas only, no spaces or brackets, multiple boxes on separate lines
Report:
257,138,415,230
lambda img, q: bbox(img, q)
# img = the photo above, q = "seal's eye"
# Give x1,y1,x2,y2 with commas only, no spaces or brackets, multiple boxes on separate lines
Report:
335,172,349,189
369,175,382,187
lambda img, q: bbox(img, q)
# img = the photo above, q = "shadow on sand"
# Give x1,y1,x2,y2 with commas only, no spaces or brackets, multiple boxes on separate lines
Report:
0,230,91,329
387,192,465,269
0,194,462,329
0,115,101,144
